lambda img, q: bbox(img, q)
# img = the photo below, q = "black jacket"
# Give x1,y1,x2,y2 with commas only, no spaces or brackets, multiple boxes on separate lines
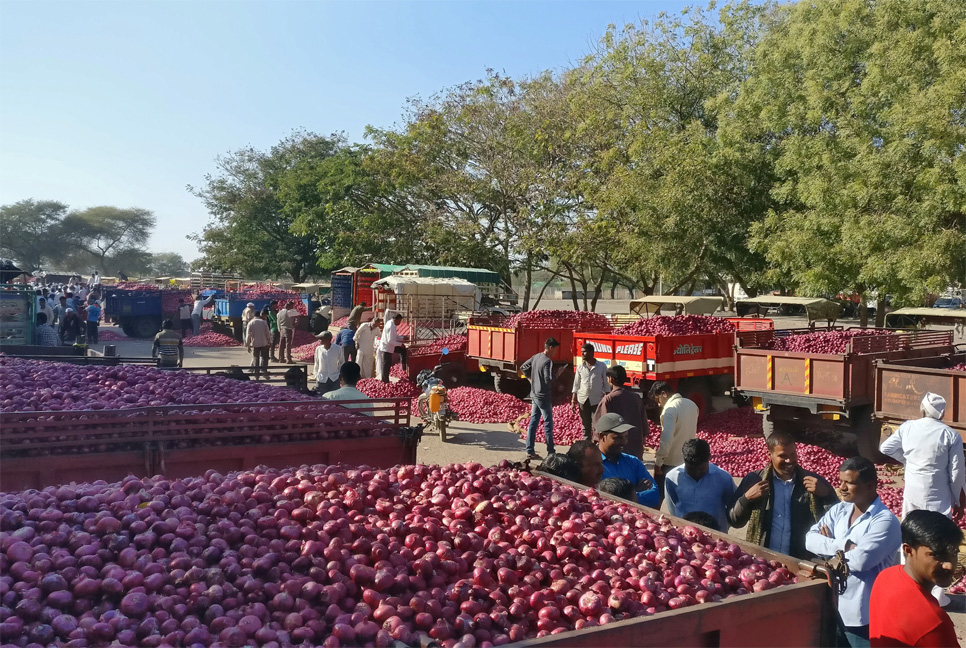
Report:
728,466,838,560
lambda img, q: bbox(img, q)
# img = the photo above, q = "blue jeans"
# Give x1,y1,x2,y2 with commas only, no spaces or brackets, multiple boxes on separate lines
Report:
836,621,869,648
526,398,555,455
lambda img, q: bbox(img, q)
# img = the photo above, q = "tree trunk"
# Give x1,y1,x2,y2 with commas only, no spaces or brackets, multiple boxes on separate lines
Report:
531,267,560,311
858,293,869,328
590,269,607,312
610,277,619,299
522,252,533,311
874,300,886,328
565,265,579,310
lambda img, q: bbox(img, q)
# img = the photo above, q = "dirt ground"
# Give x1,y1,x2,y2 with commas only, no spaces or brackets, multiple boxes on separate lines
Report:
81,320,966,636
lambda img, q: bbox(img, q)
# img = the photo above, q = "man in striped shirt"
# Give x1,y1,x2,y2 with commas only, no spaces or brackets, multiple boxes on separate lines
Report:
152,319,183,369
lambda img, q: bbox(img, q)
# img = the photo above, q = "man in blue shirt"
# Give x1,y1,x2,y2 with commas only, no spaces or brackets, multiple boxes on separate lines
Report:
336,322,357,363
665,438,735,531
596,412,661,508
85,300,102,344
806,457,900,648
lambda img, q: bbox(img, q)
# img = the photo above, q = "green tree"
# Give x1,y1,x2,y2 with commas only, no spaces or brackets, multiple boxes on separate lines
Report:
148,252,189,277
62,206,156,273
733,0,966,324
189,131,339,282
571,2,775,300
0,199,70,271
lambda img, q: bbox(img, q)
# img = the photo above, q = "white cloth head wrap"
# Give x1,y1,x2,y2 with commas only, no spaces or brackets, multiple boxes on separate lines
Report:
921,392,946,420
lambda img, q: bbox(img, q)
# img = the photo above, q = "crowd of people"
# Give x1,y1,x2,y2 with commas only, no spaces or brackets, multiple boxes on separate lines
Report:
30,278,105,346
536,379,965,648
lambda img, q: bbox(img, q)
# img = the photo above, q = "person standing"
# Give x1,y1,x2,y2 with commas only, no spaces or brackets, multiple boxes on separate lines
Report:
312,331,343,395
728,431,839,560
276,301,296,364
377,313,408,383
336,322,357,363
879,392,964,606
85,300,102,344
177,299,192,337
267,300,280,361
151,320,184,369
191,293,215,336
38,297,54,326
34,313,60,346
649,381,699,498
240,302,256,346
596,413,661,507
869,510,962,647
665,438,736,532
521,337,561,460
806,457,901,648
571,343,609,439
354,316,380,379
52,296,67,327
245,309,272,380
592,366,646,459
347,301,367,329
59,308,81,344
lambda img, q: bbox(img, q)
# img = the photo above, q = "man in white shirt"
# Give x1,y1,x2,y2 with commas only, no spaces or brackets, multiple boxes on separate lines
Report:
313,331,343,395
245,309,273,380
240,302,256,346
377,312,408,383
648,381,698,498
353,315,381,379
571,343,609,439
277,300,297,364
806,457,901,647
191,293,215,336
322,362,371,411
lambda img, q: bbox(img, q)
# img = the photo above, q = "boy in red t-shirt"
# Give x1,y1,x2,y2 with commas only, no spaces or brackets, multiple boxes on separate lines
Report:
869,510,962,647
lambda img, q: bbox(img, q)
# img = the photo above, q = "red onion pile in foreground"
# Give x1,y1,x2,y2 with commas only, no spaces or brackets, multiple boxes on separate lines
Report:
0,462,796,647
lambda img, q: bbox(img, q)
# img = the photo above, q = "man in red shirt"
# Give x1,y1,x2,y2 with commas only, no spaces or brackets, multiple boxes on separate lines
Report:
869,510,962,647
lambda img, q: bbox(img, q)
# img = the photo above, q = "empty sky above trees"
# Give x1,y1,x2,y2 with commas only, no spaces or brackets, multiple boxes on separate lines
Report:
0,0,695,261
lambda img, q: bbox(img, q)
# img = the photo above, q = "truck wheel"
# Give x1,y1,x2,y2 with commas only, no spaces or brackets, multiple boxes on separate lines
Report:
551,367,575,405
133,317,160,338
853,406,888,462
494,373,530,399
436,363,467,389
232,318,243,342
121,321,136,338
679,378,713,420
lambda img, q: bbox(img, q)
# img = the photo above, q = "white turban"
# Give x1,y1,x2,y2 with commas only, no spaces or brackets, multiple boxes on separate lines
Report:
921,392,946,420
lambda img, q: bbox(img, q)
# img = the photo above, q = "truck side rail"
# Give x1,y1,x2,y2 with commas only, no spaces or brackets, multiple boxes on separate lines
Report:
0,398,411,458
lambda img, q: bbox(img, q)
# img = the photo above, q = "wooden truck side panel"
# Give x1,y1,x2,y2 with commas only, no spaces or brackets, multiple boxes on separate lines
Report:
875,352,966,438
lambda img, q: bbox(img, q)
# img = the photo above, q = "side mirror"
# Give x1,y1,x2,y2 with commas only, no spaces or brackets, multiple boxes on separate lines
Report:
441,347,449,355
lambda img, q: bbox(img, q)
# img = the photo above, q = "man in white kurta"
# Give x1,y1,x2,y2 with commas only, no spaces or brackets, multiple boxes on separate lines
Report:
353,316,381,380
312,331,343,395
880,392,965,518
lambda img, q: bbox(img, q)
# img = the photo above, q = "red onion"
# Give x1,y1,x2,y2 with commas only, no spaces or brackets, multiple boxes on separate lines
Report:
615,315,735,337
503,310,612,331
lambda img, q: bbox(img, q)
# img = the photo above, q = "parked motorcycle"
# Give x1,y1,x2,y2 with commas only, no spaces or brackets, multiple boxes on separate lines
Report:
416,348,457,441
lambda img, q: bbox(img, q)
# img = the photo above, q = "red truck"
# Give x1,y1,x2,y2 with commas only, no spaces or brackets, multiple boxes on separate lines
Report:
467,316,612,401
734,329,954,459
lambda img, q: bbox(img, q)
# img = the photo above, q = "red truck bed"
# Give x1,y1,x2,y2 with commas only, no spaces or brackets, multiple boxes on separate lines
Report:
875,351,966,441
0,399,415,492
735,329,953,409
467,316,611,371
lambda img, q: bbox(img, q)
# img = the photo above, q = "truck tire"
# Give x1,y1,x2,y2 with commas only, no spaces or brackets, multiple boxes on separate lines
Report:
852,406,888,462
678,378,713,420
551,366,575,404
435,363,467,389
494,373,530,399
133,317,160,339
121,320,136,338
231,318,243,342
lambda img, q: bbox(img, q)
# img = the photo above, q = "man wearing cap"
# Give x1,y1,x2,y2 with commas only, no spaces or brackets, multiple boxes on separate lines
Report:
597,412,661,508
572,343,609,440
336,321,357,363
59,307,82,344
312,331,343,395
879,391,965,606
592,365,646,459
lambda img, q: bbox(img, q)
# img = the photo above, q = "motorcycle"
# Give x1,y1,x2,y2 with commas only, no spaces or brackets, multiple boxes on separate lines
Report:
415,348,457,441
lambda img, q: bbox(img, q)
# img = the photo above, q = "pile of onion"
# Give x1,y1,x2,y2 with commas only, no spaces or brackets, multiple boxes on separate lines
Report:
615,315,735,337
0,462,796,647
502,310,612,331
762,329,894,354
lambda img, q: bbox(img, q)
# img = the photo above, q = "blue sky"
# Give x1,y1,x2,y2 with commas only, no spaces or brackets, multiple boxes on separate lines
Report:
0,0,693,263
